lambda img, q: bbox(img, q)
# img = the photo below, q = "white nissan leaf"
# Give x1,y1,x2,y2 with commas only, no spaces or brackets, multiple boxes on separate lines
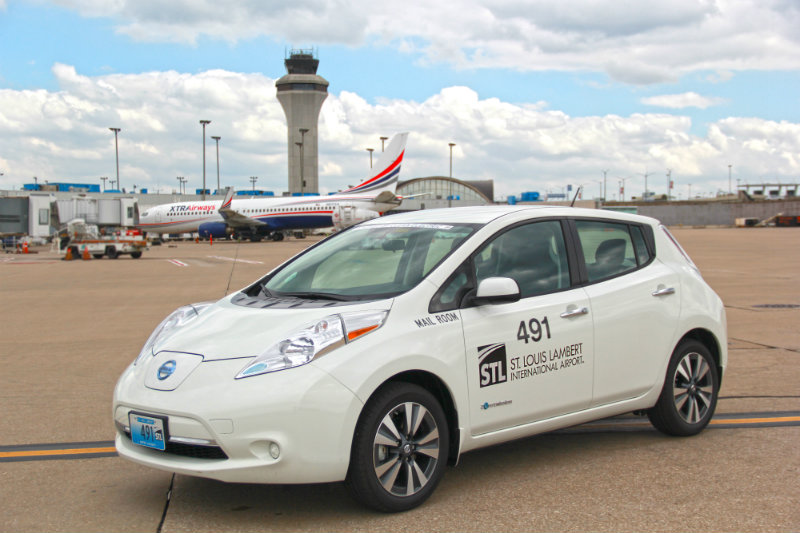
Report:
114,206,726,512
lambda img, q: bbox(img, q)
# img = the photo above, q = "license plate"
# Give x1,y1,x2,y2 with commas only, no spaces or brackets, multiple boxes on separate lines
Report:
129,412,168,451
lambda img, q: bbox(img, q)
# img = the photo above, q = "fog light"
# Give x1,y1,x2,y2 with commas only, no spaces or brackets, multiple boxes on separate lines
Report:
269,442,280,459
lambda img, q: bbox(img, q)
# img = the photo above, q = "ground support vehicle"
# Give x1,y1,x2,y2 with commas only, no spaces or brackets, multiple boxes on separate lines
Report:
114,206,726,512
59,219,148,259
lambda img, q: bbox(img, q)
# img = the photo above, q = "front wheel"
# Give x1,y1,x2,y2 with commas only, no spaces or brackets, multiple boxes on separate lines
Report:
648,340,719,436
346,383,449,512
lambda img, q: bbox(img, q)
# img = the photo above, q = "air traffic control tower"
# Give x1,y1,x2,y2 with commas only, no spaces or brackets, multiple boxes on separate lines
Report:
276,50,329,195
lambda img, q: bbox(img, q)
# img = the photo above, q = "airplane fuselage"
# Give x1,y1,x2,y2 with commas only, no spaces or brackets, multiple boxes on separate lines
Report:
138,194,396,235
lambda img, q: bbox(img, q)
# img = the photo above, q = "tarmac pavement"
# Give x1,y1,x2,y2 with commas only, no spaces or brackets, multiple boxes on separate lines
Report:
1,227,798,532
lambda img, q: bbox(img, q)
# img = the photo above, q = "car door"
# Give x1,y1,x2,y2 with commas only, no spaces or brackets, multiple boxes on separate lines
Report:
456,220,595,435
572,219,682,406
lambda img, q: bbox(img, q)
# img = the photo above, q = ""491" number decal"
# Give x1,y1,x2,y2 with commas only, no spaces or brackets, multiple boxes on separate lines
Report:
517,316,551,343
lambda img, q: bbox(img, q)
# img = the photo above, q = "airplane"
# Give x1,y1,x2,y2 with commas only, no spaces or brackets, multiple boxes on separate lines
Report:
137,133,408,241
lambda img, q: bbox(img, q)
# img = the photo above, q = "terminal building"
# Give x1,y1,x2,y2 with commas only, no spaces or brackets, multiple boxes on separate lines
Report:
395,177,494,211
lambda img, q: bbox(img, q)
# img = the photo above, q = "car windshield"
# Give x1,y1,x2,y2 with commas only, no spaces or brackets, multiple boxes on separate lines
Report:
263,223,479,299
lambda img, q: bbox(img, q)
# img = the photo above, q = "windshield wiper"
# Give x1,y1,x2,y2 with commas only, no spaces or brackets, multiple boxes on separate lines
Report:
275,291,355,301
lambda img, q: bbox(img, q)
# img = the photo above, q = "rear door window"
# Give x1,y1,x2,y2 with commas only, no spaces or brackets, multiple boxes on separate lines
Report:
575,220,638,282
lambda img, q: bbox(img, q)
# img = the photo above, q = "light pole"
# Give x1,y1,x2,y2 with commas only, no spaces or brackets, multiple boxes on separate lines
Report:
180,177,187,195
211,136,221,193
688,183,692,200
109,127,121,192
366,148,374,168
666,169,672,201
728,164,732,195
250,176,258,192
602,169,609,202
199,120,211,200
617,176,631,202
176,176,181,194
448,142,456,208
380,136,388,152
100,176,107,191
639,169,651,201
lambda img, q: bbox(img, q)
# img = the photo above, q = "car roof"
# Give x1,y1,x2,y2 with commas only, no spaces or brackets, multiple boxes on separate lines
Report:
364,205,658,226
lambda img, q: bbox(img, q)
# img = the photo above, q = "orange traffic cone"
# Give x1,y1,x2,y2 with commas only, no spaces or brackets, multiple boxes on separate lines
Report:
209,234,213,246
22,241,29,254
64,247,73,261
82,247,91,260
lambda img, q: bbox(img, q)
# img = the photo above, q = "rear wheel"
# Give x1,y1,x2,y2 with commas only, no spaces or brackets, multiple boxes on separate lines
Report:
105,247,118,259
272,232,284,242
130,251,142,259
648,340,718,436
346,383,448,512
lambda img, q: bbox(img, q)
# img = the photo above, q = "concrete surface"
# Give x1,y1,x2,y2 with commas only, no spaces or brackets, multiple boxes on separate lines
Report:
0,227,798,532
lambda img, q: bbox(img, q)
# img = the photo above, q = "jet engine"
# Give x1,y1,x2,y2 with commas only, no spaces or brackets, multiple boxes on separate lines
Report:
198,222,230,239
331,204,379,231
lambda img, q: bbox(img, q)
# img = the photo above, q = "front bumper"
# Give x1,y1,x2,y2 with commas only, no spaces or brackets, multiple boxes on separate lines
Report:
113,357,363,484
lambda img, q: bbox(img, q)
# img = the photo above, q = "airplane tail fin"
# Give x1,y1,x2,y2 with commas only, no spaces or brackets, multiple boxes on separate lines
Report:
338,133,408,195
218,187,235,220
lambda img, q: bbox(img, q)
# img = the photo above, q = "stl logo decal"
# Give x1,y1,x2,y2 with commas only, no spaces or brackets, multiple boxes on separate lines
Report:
478,343,507,388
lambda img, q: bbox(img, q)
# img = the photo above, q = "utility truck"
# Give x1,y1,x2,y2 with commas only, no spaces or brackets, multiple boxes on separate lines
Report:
58,219,147,259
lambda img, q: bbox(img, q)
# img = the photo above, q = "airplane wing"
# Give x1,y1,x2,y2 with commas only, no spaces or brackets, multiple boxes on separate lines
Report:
217,188,267,229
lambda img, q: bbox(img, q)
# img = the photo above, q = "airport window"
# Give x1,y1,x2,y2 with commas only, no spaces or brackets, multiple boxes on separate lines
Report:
38,208,49,225
473,221,570,298
575,220,638,282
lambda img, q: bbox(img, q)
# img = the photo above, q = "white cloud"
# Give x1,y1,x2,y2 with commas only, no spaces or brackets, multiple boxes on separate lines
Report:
641,92,727,109
1,65,798,198
51,0,800,84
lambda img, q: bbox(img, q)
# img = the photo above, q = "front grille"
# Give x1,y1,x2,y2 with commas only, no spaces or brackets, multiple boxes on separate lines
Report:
123,430,228,460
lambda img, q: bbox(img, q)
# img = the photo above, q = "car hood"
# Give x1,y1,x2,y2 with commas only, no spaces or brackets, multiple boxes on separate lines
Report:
153,295,393,361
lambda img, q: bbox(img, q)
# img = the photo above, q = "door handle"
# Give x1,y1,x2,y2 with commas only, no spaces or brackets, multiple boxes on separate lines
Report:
652,287,676,297
560,306,589,318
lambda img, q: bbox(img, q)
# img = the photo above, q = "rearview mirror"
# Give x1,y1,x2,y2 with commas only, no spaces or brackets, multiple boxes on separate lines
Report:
382,239,405,252
473,277,520,305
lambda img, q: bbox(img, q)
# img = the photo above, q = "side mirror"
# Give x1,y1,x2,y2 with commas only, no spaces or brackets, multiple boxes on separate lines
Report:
473,277,520,305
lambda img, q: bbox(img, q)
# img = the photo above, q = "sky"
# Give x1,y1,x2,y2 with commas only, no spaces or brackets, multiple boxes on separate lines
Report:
1,0,799,200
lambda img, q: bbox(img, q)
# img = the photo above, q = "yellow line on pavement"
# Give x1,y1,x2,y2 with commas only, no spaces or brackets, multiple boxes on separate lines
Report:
0,446,116,458
709,416,800,425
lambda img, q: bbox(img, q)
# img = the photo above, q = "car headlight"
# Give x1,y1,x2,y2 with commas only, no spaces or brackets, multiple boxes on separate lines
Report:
236,310,389,379
134,302,214,365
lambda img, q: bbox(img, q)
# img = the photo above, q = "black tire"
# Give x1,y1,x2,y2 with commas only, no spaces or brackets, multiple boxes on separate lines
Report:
272,232,284,242
346,383,449,513
106,247,118,259
249,234,262,243
648,339,719,436
130,251,142,259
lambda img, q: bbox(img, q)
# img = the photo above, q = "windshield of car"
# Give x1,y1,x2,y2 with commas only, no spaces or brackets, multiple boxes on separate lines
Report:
263,223,479,299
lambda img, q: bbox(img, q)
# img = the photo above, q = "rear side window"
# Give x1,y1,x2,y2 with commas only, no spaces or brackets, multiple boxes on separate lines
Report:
575,220,637,282
630,225,652,266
